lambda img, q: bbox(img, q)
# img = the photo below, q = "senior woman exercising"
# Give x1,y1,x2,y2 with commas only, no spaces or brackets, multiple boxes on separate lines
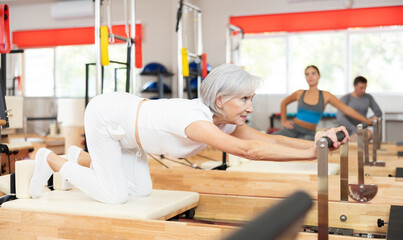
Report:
29,64,349,204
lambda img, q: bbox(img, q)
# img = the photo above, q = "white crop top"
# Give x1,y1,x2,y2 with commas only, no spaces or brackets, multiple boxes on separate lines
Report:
138,98,237,157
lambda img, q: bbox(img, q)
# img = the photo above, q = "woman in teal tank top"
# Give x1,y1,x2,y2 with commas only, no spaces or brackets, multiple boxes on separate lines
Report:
272,65,376,140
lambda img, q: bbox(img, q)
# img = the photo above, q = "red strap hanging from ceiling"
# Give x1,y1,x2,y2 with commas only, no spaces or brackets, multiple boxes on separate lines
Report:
0,4,11,54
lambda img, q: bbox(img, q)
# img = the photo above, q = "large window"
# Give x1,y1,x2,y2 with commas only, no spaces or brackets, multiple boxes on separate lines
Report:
289,32,346,94
240,26,403,94
54,45,94,97
241,35,286,94
24,48,55,97
24,44,128,97
350,28,403,93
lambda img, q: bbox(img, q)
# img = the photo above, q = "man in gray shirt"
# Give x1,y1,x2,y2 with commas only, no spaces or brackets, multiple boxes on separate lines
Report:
337,76,382,140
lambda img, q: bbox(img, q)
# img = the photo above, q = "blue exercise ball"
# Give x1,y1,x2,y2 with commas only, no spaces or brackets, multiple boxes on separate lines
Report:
141,62,168,74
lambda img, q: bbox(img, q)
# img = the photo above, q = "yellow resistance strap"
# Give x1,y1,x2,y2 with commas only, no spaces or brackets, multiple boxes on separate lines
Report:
181,48,189,77
100,26,110,66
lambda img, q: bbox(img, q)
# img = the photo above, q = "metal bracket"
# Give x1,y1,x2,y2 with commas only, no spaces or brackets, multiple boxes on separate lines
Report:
303,226,354,236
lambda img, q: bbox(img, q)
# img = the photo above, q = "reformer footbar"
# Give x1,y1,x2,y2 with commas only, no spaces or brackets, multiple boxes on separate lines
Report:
348,124,378,202
375,117,386,152
316,131,345,240
339,137,349,202
371,119,386,167
363,123,370,166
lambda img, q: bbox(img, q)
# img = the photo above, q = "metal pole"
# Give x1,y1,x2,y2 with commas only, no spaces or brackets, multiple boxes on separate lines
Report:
377,118,382,150
196,11,203,98
126,42,132,93
101,66,104,94
177,19,184,98
130,0,136,94
225,25,231,64
226,24,244,65
95,0,102,96
114,68,118,92
24,116,27,142
228,24,243,32
317,138,329,240
1,54,6,97
357,124,364,185
370,119,385,166
372,119,377,164
364,127,370,165
340,143,348,202
158,72,164,99
85,64,90,108
108,33,131,42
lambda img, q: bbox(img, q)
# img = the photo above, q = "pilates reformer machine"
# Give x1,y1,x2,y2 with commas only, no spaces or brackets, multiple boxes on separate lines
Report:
2,131,403,239
148,129,403,239
0,138,351,240
0,162,315,240
0,160,202,238
0,113,319,239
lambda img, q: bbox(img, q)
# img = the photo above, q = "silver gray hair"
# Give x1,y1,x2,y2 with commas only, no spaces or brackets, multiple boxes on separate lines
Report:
200,64,262,116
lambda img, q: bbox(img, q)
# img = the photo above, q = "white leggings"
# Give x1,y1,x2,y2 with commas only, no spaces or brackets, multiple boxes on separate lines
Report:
60,93,152,204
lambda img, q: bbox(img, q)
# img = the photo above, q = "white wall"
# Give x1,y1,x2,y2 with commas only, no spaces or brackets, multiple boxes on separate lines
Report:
8,0,403,134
